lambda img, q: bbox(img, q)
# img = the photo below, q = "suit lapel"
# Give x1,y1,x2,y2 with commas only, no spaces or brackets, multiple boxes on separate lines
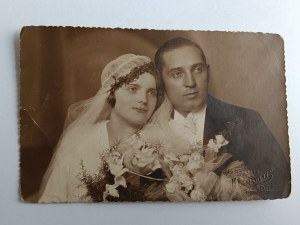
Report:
204,96,227,144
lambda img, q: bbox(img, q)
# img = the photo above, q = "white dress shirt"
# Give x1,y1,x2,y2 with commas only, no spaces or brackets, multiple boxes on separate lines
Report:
169,106,207,145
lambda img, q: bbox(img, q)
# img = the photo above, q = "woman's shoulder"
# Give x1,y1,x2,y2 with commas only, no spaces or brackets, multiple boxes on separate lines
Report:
59,120,109,159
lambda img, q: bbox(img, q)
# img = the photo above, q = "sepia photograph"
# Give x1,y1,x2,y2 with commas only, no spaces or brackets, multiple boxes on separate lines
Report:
19,27,291,203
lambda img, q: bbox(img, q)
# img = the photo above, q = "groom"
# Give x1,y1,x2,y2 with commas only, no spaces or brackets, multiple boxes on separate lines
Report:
154,37,290,199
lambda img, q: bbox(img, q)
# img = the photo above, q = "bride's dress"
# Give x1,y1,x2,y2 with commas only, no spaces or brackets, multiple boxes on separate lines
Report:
38,121,110,203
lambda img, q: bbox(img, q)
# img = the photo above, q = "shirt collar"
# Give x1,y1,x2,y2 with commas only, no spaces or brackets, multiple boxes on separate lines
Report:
173,105,207,121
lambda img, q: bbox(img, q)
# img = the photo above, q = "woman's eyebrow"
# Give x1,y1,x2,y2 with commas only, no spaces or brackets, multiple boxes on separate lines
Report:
147,87,157,91
127,83,156,91
126,83,139,87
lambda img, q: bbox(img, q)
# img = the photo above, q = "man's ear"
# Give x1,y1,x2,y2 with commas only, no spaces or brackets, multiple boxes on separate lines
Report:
207,71,210,83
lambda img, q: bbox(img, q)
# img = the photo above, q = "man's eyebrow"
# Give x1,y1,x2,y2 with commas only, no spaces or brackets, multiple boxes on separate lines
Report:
193,62,206,66
191,62,207,69
167,67,183,73
194,62,206,66
167,63,206,73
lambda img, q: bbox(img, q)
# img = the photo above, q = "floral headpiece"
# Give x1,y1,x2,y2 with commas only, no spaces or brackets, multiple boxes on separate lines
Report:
109,62,157,93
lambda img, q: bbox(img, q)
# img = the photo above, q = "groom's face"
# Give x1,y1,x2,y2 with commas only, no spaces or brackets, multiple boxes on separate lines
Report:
160,45,209,116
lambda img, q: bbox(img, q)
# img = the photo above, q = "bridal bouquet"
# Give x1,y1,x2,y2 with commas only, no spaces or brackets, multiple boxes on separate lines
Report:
79,134,260,202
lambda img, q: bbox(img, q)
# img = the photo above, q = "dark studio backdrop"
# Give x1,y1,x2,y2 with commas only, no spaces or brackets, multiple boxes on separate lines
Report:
19,27,289,199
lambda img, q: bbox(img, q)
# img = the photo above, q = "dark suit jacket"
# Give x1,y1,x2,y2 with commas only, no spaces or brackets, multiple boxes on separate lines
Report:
202,96,290,199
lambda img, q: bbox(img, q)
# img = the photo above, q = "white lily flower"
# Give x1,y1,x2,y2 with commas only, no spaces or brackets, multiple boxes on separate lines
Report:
114,175,127,188
103,184,119,200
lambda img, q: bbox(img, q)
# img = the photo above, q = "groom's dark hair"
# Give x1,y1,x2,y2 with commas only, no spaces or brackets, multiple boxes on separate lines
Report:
154,37,207,74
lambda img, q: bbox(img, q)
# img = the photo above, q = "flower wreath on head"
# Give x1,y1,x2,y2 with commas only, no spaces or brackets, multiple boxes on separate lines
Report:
109,62,157,93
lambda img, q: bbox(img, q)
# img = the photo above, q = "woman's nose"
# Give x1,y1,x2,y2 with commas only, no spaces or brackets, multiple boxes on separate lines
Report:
137,91,147,104
183,72,196,88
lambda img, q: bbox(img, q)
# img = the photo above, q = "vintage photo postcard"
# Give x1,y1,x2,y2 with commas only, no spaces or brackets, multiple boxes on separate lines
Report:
19,27,291,203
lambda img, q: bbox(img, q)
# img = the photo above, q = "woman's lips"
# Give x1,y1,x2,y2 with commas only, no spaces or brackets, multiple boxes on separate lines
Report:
132,107,148,113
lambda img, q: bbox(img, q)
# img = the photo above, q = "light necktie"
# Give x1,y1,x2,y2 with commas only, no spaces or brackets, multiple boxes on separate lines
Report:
185,113,197,134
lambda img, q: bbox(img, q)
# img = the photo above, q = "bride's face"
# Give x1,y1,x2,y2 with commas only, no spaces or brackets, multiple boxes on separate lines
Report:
113,72,157,126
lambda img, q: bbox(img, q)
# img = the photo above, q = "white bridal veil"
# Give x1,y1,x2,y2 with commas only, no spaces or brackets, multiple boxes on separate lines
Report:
38,54,156,200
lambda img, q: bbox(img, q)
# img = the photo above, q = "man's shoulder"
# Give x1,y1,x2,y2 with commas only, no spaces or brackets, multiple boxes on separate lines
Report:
207,95,262,121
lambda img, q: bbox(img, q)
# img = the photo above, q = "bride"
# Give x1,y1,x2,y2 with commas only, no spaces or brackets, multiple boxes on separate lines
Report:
38,54,162,203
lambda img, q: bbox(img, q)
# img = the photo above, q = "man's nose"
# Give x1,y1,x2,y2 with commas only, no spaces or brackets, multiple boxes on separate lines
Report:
183,72,196,88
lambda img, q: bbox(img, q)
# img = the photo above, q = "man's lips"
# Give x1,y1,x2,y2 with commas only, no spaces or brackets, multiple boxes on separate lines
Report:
184,91,199,96
132,107,148,113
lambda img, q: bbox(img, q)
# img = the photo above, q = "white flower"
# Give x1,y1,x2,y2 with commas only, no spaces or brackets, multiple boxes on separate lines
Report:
114,175,127,188
169,165,194,193
106,155,128,177
179,174,194,192
179,154,190,164
164,153,180,163
166,182,179,194
103,184,119,201
102,152,130,201
207,135,229,153
216,135,229,146
131,145,161,174
171,164,185,176
190,189,206,201
186,152,204,173
151,159,162,172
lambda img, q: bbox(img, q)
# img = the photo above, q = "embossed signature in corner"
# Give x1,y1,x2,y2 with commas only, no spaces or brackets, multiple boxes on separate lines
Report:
248,169,274,192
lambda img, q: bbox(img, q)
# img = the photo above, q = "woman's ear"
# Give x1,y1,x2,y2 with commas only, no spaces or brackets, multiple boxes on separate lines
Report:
107,92,116,107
